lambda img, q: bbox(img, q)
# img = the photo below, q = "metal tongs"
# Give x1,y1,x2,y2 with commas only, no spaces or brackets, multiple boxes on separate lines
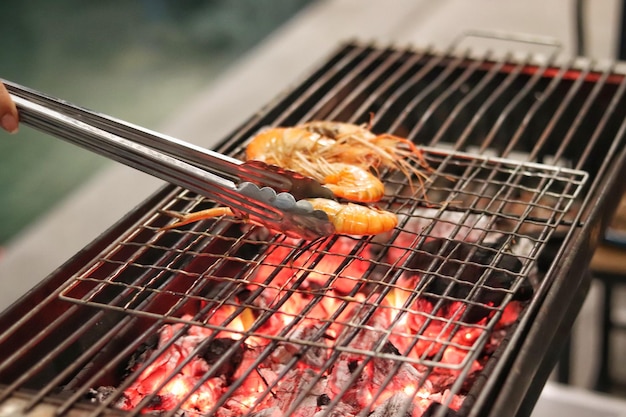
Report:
4,80,336,240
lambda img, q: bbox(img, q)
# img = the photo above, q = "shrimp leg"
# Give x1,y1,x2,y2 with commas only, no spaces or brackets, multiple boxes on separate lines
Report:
162,207,234,230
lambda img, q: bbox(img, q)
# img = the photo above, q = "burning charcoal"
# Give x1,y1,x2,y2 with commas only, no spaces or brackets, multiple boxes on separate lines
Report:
86,386,116,403
368,393,414,417
259,368,327,416
125,333,159,374
422,402,459,417
149,395,167,409
348,360,359,373
373,359,423,391
270,324,329,368
328,355,369,406
197,338,244,380
371,342,422,387
404,238,532,322
379,341,400,355
317,393,331,406
249,407,284,417
315,401,358,417
236,288,254,303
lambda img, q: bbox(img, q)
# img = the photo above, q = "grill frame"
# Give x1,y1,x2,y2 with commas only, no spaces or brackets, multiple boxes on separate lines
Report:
476,145,626,417
1,41,626,417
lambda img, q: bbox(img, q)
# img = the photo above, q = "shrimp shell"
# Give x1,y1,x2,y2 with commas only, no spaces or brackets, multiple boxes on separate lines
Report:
162,199,397,236
246,127,387,203
317,162,385,203
245,127,334,168
307,198,398,235
300,120,375,140
300,120,432,188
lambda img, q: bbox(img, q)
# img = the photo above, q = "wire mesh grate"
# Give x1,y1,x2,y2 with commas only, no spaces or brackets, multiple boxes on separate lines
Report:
58,148,588,374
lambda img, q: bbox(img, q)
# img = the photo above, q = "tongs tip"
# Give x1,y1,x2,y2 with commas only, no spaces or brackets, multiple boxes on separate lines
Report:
240,160,337,201
237,182,335,239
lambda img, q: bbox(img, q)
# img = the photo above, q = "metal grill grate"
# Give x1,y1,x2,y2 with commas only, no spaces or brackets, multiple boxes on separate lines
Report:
53,145,587,416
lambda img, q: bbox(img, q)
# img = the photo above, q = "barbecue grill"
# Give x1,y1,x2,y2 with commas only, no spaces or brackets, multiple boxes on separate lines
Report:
1,39,625,417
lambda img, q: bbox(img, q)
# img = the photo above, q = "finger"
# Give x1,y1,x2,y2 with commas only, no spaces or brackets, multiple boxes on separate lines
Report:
0,83,19,133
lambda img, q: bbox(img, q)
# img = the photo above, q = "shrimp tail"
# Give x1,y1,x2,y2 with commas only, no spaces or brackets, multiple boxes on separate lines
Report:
307,198,397,235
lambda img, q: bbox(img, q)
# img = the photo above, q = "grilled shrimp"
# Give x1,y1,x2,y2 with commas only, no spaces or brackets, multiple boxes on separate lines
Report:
314,162,384,203
245,121,431,202
299,120,431,181
306,198,397,235
246,128,385,203
245,127,334,168
162,198,397,236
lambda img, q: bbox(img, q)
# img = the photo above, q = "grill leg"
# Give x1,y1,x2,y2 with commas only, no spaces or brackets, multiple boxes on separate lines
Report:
594,276,614,392
512,270,591,417
555,334,572,384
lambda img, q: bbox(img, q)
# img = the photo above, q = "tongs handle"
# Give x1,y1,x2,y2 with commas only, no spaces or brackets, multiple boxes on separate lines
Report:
3,80,334,200
6,81,335,240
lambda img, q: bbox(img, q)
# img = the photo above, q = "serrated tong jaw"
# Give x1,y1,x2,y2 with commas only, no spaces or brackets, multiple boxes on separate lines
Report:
235,182,335,240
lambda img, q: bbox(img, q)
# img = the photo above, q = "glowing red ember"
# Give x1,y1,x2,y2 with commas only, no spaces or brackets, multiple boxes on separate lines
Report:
109,237,526,416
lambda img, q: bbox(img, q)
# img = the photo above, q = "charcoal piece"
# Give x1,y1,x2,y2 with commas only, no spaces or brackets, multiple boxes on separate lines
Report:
536,233,565,272
197,338,244,380
145,394,165,409
372,342,402,379
86,386,116,403
317,393,331,406
422,402,459,417
271,324,329,368
348,360,359,373
381,341,401,355
249,407,283,417
405,238,532,322
368,393,414,417
125,333,159,374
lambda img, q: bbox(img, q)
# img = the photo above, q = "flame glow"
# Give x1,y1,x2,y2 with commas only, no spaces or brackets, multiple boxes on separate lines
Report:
114,239,521,416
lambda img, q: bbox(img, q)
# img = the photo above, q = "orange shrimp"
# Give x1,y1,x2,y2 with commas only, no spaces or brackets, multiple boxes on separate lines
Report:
300,121,432,185
162,199,397,236
315,162,385,203
306,198,398,235
245,121,431,202
245,127,334,168
299,120,376,140
246,128,385,203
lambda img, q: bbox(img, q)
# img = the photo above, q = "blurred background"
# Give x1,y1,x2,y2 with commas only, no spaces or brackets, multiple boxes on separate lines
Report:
0,0,312,245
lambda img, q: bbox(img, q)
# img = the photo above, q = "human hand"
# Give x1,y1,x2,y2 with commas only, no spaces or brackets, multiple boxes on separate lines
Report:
0,83,18,133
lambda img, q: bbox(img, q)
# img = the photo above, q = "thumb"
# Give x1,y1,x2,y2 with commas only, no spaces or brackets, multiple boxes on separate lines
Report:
0,83,19,133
